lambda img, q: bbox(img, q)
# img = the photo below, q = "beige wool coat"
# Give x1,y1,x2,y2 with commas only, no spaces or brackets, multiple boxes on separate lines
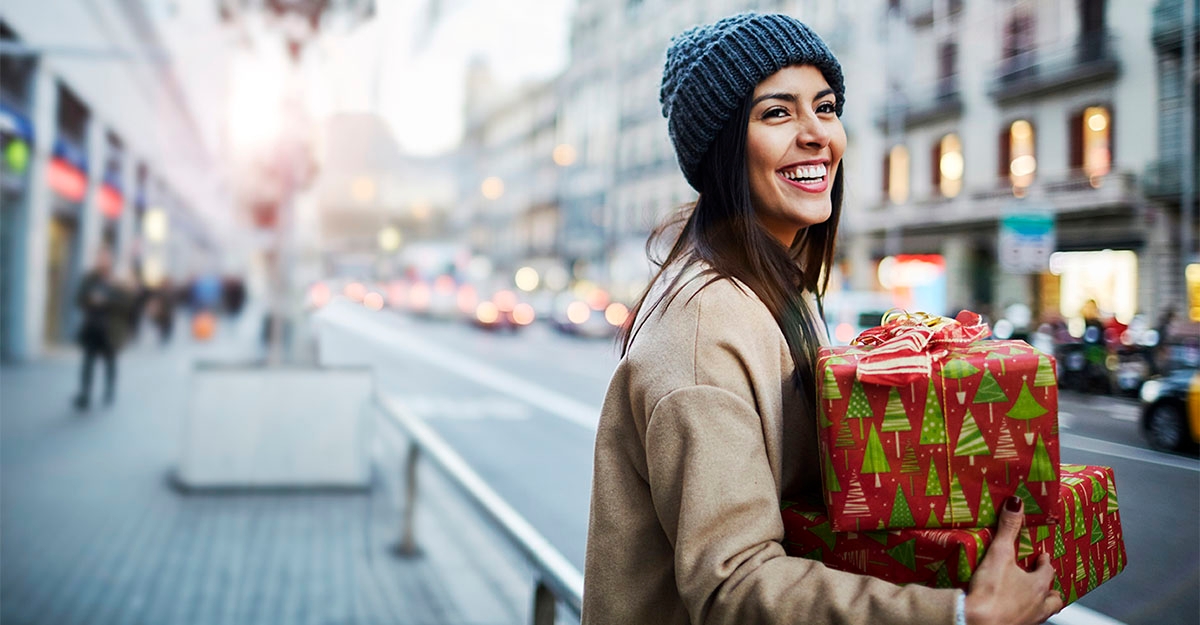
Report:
582,263,960,625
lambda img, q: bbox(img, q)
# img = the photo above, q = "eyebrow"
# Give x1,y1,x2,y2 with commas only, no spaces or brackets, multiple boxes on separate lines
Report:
751,88,836,108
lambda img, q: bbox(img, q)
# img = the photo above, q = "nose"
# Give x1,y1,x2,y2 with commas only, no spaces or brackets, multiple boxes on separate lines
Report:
794,113,830,150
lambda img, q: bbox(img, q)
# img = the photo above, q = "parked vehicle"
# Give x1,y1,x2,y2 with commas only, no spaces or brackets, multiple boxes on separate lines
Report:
1139,366,1200,452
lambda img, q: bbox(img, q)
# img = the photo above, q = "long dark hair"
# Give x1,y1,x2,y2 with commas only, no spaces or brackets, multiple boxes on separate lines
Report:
618,85,844,402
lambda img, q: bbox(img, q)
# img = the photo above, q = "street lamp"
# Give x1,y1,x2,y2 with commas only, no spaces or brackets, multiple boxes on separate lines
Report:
378,225,402,253
481,176,504,200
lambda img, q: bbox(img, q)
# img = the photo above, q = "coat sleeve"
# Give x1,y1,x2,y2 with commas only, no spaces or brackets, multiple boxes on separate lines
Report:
644,389,961,625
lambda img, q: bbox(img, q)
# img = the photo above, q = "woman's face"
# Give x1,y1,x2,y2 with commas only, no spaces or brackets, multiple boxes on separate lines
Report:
745,65,846,246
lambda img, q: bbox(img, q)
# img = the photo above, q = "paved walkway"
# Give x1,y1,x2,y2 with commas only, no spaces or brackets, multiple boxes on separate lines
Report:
1,322,540,625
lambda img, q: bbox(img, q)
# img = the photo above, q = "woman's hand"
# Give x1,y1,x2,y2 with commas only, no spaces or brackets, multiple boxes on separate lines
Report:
964,496,1064,625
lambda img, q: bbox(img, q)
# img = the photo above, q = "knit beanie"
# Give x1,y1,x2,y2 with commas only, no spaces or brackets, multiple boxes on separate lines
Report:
660,12,845,191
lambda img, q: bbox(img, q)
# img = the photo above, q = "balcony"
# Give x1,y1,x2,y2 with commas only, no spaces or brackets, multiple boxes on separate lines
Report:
1143,159,1198,200
875,76,963,130
1152,0,1196,51
988,32,1120,103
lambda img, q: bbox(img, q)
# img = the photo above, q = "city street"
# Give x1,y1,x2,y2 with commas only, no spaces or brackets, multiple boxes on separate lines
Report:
317,298,1200,625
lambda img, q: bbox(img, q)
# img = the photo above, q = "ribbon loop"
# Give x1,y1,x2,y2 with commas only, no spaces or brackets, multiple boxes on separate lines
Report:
853,310,990,386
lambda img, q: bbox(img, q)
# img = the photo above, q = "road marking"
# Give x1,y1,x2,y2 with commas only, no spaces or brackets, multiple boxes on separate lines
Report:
1049,604,1128,625
1061,432,1200,472
320,304,600,430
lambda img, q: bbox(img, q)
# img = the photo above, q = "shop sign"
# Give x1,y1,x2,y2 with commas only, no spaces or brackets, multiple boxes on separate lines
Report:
999,212,1055,274
47,157,87,202
98,183,123,219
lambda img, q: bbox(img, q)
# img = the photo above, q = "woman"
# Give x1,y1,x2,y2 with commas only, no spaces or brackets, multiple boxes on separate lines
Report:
582,13,1062,625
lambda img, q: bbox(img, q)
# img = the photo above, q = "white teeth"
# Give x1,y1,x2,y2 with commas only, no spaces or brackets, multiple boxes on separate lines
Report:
780,163,827,181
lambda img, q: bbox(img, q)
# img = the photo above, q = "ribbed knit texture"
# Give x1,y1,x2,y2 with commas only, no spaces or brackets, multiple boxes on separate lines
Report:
660,12,845,191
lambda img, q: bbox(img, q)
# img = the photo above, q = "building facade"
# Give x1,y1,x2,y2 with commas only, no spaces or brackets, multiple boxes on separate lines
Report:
840,0,1190,329
0,3,229,361
457,0,1192,324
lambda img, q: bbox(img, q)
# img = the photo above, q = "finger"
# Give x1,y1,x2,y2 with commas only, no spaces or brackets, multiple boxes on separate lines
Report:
1030,552,1056,585
1040,592,1065,621
993,495,1025,549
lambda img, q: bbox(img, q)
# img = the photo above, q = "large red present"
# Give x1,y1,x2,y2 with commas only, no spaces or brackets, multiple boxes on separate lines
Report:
816,311,1060,531
783,465,1124,605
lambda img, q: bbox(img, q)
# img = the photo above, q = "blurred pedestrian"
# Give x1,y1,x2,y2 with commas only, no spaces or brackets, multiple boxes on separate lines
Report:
583,13,1061,625
72,247,131,410
149,277,177,345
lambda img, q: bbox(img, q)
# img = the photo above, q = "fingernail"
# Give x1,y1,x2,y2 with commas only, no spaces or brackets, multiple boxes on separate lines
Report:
1005,496,1022,512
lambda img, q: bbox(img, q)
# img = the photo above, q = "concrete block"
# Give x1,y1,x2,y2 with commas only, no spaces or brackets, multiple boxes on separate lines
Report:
177,363,373,489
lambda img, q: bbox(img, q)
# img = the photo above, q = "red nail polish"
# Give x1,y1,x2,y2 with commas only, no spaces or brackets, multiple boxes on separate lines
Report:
1006,496,1022,512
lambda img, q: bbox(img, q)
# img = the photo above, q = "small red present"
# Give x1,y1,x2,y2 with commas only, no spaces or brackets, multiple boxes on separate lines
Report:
817,311,1060,531
782,465,1125,604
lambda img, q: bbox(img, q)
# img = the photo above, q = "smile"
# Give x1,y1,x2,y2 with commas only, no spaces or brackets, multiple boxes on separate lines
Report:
777,162,829,194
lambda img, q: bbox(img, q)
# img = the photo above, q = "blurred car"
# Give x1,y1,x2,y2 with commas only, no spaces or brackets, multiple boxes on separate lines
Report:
551,289,628,339
472,288,536,332
1139,367,1200,452
408,274,461,320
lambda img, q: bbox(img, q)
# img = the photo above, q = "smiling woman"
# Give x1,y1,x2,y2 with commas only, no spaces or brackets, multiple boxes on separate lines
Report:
582,11,1063,625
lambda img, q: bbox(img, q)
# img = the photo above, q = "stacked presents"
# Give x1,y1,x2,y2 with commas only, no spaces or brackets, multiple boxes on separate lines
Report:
783,311,1125,604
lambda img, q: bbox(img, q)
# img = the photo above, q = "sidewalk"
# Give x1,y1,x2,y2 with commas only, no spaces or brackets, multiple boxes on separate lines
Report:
1,320,539,625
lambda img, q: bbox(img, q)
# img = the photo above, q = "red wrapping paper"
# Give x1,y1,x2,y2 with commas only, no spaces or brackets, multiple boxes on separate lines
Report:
782,465,1125,604
817,339,1060,531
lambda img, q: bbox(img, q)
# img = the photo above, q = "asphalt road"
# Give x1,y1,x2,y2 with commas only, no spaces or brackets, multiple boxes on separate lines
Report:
317,299,1199,625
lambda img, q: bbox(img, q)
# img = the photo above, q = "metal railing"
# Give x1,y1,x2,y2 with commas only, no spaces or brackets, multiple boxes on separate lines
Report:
374,391,584,625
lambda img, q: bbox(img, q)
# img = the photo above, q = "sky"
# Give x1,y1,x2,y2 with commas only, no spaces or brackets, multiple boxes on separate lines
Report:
158,0,575,159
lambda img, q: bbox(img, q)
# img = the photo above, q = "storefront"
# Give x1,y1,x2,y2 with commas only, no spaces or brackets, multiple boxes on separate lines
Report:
0,102,33,360
44,136,87,343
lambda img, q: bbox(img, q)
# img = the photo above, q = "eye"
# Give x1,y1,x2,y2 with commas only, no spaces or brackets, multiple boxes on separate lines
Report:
816,100,837,114
762,107,789,120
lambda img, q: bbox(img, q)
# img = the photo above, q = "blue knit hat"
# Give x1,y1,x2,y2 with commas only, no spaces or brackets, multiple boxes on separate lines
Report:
660,12,845,191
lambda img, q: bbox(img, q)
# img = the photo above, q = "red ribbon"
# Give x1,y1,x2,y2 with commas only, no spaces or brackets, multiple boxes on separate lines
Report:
852,310,991,386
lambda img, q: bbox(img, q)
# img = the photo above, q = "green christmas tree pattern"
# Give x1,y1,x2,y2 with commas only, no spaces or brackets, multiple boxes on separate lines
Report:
992,421,1019,483
985,350,1008,375
945,474,974,525
1090,513,1105,545
925,460,944,496
1089,476,1106,503
823,451,841,493
888,539,917,571
957,545,974,583
1028,435,1055,496
801,548,824,562
954,409,992,464
846,380,874,438
835,418,855,450
881,387,911,456
925,506,941,528
1087,559,1098,592
1036,525,1051,542
808,520,837,550
899,444,920,492
973,369,1009,423
1053,525,1067,559
822,366,843,400
890,488,915,527
1015,481,1044,515
977,480,997,528
842,476,872,519
861,425,892,487
919,380,948,445
1072,495,1087,540
1107,478,1119,513
939,357,980,401
933,561,954,588
1006,378,1048,431
1034,354,1056,387
1017,527,1035,559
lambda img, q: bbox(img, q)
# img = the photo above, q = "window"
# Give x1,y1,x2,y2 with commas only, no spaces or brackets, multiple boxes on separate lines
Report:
1004,119,1036,193
884,145,910,204
933,133,963,198
1070,105,1112,184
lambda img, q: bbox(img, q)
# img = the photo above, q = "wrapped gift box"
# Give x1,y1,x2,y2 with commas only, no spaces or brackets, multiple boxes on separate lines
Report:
783,465,1124,604
817,337,1060,531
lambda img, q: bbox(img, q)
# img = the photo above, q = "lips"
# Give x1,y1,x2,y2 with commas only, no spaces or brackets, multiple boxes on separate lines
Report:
777,161,830,194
